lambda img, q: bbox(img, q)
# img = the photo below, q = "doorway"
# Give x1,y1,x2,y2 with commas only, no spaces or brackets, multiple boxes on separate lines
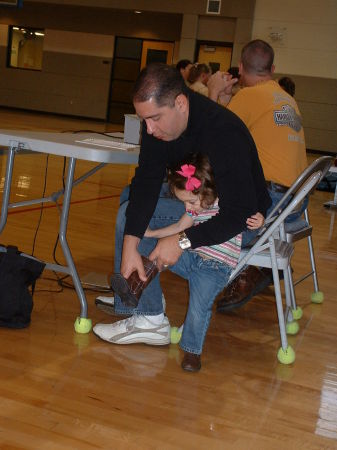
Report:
108,37,174,124
195,41,233,73
140,40,174,70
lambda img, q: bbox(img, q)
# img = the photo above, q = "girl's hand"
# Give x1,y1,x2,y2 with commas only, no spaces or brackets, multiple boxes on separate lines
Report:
246,212,265,230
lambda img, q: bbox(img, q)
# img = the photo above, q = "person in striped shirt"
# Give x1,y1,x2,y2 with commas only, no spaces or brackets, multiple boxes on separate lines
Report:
144,153,263,371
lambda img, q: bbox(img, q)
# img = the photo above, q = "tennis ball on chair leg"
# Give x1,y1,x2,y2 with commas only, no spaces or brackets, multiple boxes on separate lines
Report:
291,307,303,320
74,317,92,334
170,326,182,344
311,291,324,304
286,320,299,335
277,345,295,364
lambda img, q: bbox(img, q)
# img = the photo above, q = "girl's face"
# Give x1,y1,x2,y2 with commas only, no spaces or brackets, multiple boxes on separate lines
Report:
201,71,211,86
174,188,203,213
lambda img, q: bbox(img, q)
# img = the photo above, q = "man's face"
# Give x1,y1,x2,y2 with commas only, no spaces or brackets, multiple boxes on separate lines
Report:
134,94,189,142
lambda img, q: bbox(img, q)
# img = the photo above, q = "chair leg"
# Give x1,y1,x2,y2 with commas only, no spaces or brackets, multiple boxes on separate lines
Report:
287,264,303,321
286,265,296,310
283,266,293,311
307,233,324,303
307,234,319,292
269,238,295,364
304,210,324,304
283,266,300,335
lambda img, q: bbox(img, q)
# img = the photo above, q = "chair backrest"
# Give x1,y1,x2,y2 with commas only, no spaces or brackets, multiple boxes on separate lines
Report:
229,170,322,283
266,156,333,222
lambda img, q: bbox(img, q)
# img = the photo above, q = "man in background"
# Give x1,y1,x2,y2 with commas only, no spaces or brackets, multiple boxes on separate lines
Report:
208,39,308,312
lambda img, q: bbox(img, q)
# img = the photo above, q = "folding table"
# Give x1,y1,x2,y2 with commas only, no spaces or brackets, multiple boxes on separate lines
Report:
0,130,139,333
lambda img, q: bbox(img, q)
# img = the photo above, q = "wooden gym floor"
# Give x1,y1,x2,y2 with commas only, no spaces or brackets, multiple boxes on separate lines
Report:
0,107,336,449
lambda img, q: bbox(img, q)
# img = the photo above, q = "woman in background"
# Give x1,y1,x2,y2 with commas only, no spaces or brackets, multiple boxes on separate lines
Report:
188,63,211,97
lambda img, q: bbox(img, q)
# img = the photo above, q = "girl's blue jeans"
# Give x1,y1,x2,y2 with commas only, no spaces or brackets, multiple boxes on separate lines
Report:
114,184,232,355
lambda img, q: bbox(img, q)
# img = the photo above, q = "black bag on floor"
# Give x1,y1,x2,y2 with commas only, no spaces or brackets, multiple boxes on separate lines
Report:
0,245,45,329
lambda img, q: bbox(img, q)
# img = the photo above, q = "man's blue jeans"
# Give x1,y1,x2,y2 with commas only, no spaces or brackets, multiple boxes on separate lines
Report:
114,184,232,355
114,184,185,316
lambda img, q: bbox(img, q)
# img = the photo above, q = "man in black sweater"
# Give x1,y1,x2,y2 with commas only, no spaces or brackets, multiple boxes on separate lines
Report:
93,63,271,371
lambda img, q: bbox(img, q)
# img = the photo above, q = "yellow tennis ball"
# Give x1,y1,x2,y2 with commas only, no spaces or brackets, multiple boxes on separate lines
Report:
286,320,299,335
170,326,182,344
277,345,295,365
311,291,324,304
74,317,92,334
291,307,303,320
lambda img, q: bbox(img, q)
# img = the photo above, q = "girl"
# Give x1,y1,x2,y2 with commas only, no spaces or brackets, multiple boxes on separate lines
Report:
146,154,263,243
145,153,264,372
188,63,212,97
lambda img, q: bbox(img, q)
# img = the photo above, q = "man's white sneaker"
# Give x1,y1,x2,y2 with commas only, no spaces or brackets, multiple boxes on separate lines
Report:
95,294,167,315
95,295,119,316
93,315,171,345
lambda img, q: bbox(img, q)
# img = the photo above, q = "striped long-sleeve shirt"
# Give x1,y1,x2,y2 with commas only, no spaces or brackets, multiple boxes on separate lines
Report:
191,200,242,268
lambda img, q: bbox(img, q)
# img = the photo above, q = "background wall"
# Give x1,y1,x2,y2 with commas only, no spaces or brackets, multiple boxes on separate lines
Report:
0,0,336,152
0,4,184,119
0,26,114,118
250,0,337,152
0,1,253,119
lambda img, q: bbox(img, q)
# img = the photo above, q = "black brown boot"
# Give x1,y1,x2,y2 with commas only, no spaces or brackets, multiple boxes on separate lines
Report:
216,266,273,313
110,256,158,308
181,351,201,372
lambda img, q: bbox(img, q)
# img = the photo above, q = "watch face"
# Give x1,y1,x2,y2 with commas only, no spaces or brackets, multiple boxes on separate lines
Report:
179,233,191,250
180,240,191,250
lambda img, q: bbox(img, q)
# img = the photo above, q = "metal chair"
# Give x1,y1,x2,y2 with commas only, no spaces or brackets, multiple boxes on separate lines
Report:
263,156,333,323
228,171,322,364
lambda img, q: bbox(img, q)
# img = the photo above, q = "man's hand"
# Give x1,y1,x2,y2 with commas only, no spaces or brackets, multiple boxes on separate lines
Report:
120,235,147,281
207,71,238,104
149,234,183,271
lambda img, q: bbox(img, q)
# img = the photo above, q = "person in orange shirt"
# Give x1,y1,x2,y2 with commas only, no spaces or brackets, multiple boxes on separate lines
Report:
208,39,308,312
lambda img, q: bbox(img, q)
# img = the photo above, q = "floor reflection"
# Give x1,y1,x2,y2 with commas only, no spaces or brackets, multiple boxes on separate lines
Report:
316,365,337,440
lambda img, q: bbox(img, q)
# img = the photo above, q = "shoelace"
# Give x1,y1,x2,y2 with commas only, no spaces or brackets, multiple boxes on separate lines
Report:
125,315,137,330
125,314,153,330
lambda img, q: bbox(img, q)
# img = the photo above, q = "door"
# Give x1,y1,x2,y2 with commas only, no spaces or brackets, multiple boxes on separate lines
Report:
196,41,233,73
140,40,174,70
108,37,174,124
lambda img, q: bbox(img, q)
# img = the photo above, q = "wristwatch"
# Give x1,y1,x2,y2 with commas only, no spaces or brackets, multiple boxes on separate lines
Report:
178,231,191,250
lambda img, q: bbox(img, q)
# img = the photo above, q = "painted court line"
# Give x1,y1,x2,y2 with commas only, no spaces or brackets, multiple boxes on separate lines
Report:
7,193,121,215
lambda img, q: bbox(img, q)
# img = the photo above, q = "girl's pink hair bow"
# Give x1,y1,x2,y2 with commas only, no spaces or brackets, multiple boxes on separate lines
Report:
176,164,201,191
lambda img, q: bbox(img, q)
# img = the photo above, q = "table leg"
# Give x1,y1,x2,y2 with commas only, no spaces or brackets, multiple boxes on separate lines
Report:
59,157,92,333
0,145,16,234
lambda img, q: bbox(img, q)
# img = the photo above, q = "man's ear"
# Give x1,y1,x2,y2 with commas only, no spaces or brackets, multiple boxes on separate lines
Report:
271,64,275,74
175,94,188,112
